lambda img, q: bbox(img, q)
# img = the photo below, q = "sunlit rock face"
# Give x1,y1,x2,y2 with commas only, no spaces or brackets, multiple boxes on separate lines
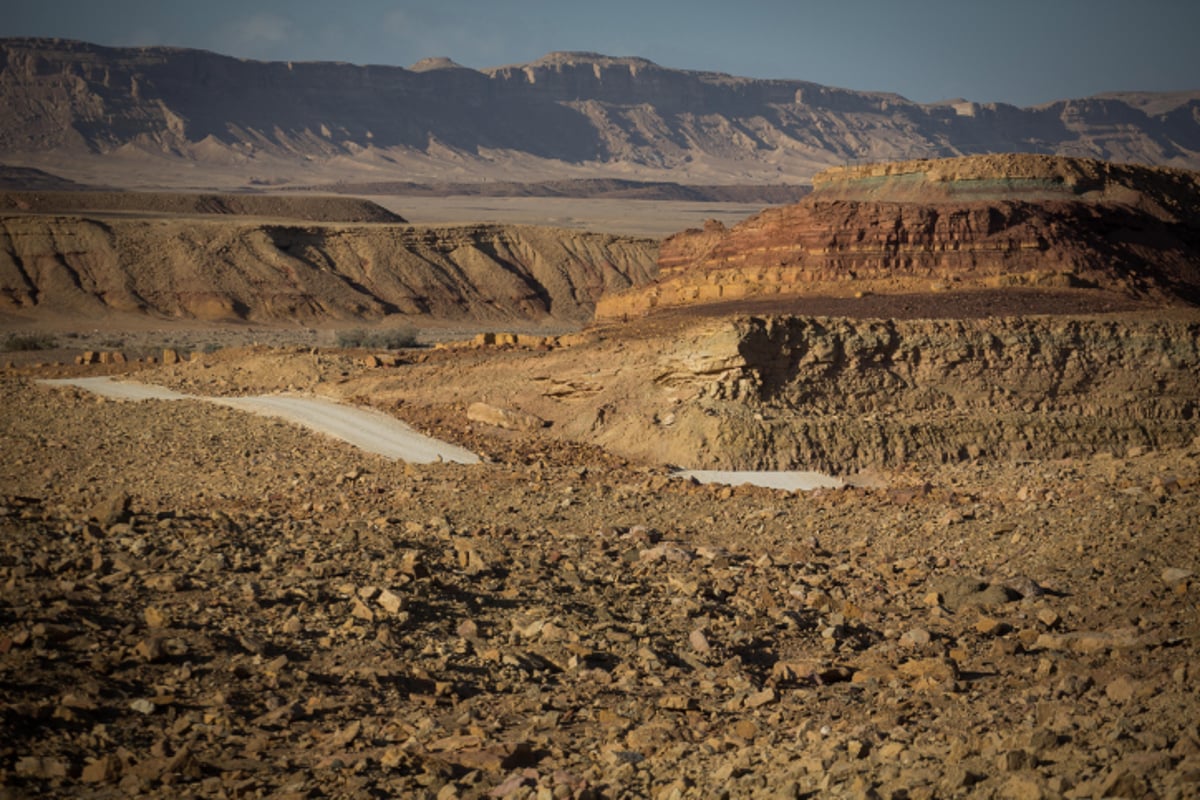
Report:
598,155,1200,319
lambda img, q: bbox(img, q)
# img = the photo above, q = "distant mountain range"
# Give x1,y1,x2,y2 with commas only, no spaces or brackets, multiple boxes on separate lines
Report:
1,38,1198,189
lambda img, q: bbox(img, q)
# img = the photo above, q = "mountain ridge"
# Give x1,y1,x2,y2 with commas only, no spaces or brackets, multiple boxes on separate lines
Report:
1,38,1198,189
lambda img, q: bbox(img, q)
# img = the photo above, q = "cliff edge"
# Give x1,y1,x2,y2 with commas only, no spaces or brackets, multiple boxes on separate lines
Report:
597,155,1200,318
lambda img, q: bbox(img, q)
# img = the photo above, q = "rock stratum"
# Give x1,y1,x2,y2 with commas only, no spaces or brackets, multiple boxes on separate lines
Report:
597,155,1200,318
0,214,657,324
307,312,1199,476
1,39,1198,187
633,314,1200,472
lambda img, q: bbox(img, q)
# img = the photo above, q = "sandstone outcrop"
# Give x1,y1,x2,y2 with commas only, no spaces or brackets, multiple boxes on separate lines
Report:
466,402,548,432
596,155,1200,318
613,314,1200,472
0,215,657,323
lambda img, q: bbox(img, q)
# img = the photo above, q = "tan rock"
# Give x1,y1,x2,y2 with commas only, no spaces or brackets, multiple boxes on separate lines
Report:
1105,676,1138,703
466,401,547,432
377,588,405,615
143,606,169,629
1162,567,1194,585
81,754,121,783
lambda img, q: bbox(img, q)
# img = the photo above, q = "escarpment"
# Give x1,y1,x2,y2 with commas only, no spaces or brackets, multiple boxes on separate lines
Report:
3,40,1199,187
0,216,658,323
596,154,1200,319
585,314,1200,473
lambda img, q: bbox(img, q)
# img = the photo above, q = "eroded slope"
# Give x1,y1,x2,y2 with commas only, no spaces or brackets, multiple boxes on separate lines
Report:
0,216,657,324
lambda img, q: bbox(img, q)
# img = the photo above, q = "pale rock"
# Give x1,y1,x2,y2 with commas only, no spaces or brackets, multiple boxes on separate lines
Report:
91,492,132,526
1002,774,1045,800
130,698,156,714
975,617,1011,636
135,637,165,662
81,754,121,783
1162,567,1193,585
351,598,376,622
998,749,1035,771
1036,608,1060,628
377,588,405,615
658,694,696,711
143,606,169,629
453,539,488,575
744,688,777,708
15,756,69,779
467,402,547,432
1034,628,1139,653
1105,676,1137,703
399,550,428,578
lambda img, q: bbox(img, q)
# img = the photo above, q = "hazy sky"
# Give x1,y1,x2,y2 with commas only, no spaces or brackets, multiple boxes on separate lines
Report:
4,0,1197,106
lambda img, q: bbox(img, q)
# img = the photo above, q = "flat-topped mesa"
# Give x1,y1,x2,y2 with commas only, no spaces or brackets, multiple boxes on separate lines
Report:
596,154,1200,320
811,153,1200,208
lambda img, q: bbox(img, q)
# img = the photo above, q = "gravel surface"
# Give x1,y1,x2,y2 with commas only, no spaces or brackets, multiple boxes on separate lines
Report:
2,364,1198,799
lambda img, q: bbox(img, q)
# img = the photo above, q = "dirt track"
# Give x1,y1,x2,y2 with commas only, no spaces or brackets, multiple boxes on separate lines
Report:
39,377,480,465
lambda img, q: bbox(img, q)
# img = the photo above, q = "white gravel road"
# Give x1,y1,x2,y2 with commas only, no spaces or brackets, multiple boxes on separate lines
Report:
39,376,480,465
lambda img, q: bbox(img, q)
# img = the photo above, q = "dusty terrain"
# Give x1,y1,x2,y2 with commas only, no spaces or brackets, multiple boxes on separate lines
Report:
1,325,1198,799
369,197,772,239
2,150,1199,798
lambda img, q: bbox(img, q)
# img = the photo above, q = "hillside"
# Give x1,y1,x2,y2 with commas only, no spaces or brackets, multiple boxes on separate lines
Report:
1,39,1198,189
597,154,1200,318
0,191,404,222
0,215,657,324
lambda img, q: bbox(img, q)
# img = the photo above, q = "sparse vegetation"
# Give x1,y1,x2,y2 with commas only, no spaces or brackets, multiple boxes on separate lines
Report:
335,327,419,349
2,333,59,351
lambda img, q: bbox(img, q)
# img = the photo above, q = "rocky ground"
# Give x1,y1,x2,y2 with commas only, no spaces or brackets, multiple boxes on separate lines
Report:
1,344,1198,798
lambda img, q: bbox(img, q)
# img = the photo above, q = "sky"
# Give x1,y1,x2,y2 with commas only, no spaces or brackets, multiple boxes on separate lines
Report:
3,0,1198,107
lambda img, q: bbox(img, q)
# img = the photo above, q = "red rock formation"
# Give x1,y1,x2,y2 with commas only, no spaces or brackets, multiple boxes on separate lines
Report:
597,155,1200,318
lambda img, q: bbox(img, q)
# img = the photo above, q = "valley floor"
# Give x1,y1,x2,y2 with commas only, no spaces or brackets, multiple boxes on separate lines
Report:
1,339,1197,798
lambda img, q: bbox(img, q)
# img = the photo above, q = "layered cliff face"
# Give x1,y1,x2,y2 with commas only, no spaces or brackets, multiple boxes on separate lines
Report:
583,315,1200,472
597,155,1200,318
332,311,1199,473
2,40,1198,186
0,215,657,323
